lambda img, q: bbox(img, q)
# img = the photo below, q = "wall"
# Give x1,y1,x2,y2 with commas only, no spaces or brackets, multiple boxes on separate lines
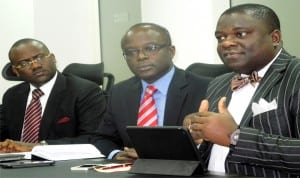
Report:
0,0,101,103
99,0,229,83
2,0,300,102
0,0,34,103
141,0,229,69
98,0,141,83
231,0,300,57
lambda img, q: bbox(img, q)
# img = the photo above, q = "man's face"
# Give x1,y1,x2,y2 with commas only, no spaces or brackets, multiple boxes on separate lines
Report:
10,42,57,87
122,28,175,83
215,12,277,74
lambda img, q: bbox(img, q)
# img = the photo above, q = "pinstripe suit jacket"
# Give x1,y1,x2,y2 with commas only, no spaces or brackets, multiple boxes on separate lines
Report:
200,49,300,177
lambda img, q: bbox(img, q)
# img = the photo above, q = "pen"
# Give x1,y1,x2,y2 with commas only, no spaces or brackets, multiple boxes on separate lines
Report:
99,163,133,170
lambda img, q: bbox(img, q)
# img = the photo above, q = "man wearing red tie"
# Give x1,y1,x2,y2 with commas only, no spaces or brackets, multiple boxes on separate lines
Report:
184,3,300,177
0,38,106,152
92,23,210,160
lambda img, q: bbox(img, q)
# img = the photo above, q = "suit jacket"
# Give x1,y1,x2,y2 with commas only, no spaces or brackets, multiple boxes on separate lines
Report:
200,49,300,177
92,67,210,156
0,72,106,144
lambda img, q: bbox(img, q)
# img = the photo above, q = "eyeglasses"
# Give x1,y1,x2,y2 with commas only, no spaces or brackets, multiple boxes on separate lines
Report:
123,44,170,59
13,53,51,69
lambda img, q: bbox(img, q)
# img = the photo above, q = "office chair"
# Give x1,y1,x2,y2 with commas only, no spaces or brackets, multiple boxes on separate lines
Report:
1,62,23,81
185,62,232,79
2,62,115,95
62,62,115,95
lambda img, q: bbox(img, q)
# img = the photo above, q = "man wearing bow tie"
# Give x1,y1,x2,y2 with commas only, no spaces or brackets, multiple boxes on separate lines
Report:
184,3,300,177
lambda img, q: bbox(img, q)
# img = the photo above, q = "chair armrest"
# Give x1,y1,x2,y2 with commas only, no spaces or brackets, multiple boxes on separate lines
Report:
103,72,115,94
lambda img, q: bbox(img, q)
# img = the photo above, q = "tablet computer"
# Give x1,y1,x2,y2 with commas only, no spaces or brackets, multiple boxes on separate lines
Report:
126,126,206,176
126,126,201,160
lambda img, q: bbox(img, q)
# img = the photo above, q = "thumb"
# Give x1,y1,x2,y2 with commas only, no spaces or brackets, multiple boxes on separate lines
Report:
199,99,209,112
218,97,228,114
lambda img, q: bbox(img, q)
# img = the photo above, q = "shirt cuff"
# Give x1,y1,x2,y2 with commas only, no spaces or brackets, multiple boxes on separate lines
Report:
107,149,121,159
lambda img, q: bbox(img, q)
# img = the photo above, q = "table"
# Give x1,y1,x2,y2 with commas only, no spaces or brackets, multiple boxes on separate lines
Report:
0,158,250,178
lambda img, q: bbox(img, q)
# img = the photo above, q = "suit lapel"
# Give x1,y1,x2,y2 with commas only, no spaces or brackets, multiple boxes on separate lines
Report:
39,73,66,138
13,84,30,139
164,68,188,125
240,50,291,126
125,77,142,125
208,73,234,112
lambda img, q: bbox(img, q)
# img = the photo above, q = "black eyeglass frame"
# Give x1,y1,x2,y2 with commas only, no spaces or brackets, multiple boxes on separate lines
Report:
122,44,170,60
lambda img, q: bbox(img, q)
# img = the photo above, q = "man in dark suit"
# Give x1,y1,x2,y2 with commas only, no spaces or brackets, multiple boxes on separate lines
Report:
0,38,106,152
184,3,300,177
92,23,210,160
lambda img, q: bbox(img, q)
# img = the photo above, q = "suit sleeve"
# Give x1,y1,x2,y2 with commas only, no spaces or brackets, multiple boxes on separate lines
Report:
90,88,124,156
227,89,300,174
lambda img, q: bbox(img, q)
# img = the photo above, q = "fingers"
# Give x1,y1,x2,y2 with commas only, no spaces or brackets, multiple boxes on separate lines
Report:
218,97,228,113
183,99,209,128
183,118,191,128
124,147,135,153
124,147,138,158
114,147,138,161
0,139,17,153
13,145,32,152
183,113,196,129
199,99,209,112
0,139,33,153
115,152,131,161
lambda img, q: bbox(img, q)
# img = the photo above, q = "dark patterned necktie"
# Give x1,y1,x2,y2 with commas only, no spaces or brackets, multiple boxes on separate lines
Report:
137,85,158,126
231,71,261,91
22,88,44,143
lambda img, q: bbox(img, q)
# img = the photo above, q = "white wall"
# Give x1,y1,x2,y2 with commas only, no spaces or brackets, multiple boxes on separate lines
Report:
0,0,34,103
0,0,101,103
141,0,229,69
231,0,300,58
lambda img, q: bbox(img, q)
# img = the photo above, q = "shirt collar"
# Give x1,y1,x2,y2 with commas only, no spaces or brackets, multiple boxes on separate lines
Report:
141,66,175,96
29,71,58,95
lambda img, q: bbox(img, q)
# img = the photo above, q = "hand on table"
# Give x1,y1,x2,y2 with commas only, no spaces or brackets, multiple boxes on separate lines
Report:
0,139,36,153
114,147,138,161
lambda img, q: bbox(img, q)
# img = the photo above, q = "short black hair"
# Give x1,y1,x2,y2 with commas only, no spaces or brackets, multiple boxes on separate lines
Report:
222,3,280,32
8,38,49,60
121,23,172,49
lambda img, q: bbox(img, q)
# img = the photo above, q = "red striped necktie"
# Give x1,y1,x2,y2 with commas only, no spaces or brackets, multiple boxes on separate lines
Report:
137,85,158,126
21,88,44,143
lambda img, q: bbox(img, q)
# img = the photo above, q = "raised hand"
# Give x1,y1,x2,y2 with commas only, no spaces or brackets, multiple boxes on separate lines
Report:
183,100,209,144
190,97,238,146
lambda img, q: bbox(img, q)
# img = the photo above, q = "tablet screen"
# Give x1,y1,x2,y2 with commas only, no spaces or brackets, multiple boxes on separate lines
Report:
126,126,201,161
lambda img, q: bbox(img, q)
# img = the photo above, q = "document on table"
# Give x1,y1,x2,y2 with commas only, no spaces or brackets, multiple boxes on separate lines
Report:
31,144,105,161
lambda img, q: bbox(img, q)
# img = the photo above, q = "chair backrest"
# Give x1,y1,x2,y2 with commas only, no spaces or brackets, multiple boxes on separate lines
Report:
63,63,104,85
62,62,115,94
185,62,232,79
2,62,115,95
1,62,23,81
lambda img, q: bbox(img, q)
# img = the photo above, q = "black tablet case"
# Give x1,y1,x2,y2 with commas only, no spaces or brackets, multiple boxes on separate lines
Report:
126,126,206,176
